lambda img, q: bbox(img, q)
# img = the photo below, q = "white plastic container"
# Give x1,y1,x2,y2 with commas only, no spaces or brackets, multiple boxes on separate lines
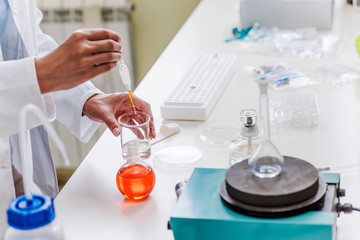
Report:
5,104,67,240
240,0,334,30
5,222,64,240
5,195,64,240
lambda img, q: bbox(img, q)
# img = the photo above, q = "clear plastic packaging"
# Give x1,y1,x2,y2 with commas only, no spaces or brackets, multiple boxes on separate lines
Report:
269,92,320,128
315,63,360,85
233,23,341,58
276,33,340,58
245,64,318,90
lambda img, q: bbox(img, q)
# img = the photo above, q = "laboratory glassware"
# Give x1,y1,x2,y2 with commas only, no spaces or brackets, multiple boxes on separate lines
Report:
248,81,284,178
118,60,137,114
119,111,151,160
198,121,240,145
116,140,155,200
229,109,260,166
153,146,203,171
5,104,66,240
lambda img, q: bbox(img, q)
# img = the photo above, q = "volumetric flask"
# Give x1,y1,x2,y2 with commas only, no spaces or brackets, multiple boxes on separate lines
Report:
248,82,284,178
118,112,151,160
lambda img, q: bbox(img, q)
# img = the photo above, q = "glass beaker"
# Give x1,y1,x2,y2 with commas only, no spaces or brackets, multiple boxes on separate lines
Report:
118,111,151,160
116,141,155,200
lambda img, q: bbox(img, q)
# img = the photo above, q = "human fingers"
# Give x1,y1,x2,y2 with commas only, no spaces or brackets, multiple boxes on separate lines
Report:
84,62,118,80
51,64,116,90
87,39,122,54
59,51,120,75
101,112,122,137
85,52,121,67
132,96,156,139
79,28,121,42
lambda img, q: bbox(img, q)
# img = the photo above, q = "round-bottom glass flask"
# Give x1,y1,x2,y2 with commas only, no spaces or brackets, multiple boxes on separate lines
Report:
116,141,155,200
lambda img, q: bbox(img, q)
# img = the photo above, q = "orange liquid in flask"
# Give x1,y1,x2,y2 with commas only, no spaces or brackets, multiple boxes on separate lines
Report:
116,164,155,200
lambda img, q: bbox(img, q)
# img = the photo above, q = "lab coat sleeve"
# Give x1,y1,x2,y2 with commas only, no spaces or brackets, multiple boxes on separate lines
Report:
35,8,58,57
52,84,102,143
35,8,102,143
0,56,48,138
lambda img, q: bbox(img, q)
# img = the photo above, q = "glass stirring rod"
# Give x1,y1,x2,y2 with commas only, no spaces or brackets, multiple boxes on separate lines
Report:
118,60,137,115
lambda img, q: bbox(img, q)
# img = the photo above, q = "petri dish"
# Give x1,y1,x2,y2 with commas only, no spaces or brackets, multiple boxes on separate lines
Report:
198,121,240,145
153,146,203,171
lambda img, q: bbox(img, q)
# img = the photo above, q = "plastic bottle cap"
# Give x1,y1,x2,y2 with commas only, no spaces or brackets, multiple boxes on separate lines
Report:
7,195,55,230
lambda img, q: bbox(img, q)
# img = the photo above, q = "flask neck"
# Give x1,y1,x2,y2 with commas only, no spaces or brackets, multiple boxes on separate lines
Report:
240,125,259,138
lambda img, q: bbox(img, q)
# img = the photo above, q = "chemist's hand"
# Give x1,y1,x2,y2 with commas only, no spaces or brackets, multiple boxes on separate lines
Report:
35,29,122,93
82,93,156,139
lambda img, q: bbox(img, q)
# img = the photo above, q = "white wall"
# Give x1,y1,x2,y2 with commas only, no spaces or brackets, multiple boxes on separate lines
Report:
131,0,201,82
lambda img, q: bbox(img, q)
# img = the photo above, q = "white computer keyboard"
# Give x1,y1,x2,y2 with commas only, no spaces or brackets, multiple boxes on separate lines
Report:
160,53,237,120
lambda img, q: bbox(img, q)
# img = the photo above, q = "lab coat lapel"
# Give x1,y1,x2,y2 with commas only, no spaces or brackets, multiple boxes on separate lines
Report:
7,0,37,57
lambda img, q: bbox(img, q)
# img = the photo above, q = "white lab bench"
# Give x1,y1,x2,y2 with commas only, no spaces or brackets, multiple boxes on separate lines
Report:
54,0,360,239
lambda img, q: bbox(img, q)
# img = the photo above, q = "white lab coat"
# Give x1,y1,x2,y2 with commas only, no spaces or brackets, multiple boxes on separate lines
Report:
0,0,101,237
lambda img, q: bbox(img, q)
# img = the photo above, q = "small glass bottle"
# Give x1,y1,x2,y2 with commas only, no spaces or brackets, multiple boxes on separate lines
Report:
116,140,156,200
229,109,260,166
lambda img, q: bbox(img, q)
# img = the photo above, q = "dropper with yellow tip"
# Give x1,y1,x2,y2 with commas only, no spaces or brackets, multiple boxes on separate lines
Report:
118,59,137,115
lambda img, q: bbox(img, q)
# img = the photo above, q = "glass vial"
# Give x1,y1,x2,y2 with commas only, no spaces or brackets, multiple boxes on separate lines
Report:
229,109,260,166
116,140,155,200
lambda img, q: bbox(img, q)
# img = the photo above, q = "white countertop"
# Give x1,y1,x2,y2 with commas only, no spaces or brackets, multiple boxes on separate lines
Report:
55,0,360,239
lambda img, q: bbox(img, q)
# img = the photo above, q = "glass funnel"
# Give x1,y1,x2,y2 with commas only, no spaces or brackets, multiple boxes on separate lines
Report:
248,83,284,178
